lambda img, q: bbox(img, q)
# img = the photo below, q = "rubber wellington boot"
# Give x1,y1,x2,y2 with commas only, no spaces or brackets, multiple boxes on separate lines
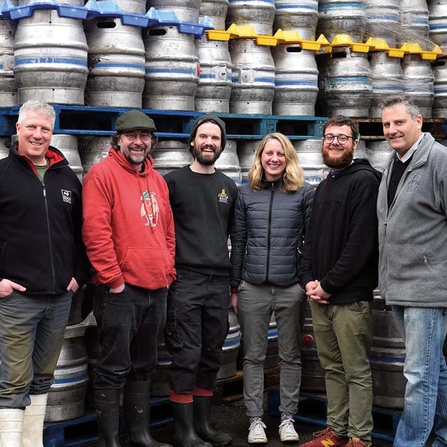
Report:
193,396,232,445
123,381,171,447
95,389,123,447
22,393,48,447
171,402,212,447
0,408,24,447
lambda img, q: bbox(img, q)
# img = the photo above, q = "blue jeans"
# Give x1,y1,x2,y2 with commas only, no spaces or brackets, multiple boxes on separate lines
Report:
93,284,168,390
392,306,447,447
0,290,72,408
238,281,306,417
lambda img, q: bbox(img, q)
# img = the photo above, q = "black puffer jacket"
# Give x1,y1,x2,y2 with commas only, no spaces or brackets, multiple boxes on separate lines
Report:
230,179,314,287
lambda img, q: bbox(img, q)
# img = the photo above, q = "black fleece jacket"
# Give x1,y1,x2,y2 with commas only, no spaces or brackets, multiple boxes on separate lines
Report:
0,144,88,295
299,159,381,304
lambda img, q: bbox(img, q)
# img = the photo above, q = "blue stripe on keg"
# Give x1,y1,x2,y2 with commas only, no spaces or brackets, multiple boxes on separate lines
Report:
319,2,364,10
268,329,278,339
145,68,197,75
328,76,371,83
53,371,89,385
434,88,447,93
373,86,405,92
253,77,276,84
14,57,87,67
223,339,241,348
366,14,400,21
91,62,145,71
200,73,217,79
369,355,404,364
275,5,318,12
276,80,318,87
404,19,429,26
431,25,447,31
229,0,275,4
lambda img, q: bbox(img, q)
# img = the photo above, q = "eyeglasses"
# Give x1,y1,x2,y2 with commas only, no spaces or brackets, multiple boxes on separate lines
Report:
123,132,151,141
322,134,354,144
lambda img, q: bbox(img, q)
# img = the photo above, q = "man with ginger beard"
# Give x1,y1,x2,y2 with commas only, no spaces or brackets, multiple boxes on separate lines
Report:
299,115,381,447
163,115,237,447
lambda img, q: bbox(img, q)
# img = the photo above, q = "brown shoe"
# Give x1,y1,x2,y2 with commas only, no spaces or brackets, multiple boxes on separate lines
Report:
346,438,371,447
300,427,349,447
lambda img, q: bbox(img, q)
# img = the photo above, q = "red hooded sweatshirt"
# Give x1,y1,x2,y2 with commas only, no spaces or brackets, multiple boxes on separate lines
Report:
82,148,176,290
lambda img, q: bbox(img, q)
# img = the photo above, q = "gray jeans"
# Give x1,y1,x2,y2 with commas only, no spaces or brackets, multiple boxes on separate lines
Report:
0,290,72,408
238,281,306,417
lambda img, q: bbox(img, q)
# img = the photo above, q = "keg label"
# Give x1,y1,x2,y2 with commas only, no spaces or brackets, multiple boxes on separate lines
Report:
218,189,229,204
61,189,72,204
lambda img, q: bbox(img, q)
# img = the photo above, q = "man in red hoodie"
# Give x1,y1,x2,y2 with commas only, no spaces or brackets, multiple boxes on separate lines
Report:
82,110,176,447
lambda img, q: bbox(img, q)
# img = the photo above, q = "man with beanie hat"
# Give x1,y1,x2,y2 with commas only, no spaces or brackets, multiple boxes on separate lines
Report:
164,115,237,447
82,110,176,447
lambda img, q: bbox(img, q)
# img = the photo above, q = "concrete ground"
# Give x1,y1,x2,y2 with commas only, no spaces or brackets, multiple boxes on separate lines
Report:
150,396,395,447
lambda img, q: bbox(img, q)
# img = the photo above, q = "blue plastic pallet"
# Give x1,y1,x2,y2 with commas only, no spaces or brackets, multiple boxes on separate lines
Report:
44,397,172,447
267,387,401,443
0,0,214,36
0,105,327,140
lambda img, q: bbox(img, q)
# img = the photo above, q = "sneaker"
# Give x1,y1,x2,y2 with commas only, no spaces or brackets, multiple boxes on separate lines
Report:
300,427,349,447
278,415,299,442
248,418,267,444
346,438,371,447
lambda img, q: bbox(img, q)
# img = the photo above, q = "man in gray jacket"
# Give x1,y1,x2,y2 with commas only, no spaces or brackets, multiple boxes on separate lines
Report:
377,93,447,447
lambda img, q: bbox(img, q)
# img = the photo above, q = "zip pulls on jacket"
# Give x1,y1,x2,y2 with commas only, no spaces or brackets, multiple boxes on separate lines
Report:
265,182,276,281
41,180,57,293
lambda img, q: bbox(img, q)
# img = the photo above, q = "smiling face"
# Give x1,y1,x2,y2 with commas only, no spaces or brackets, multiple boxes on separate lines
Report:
261,138,286,181
321,124,358,170
190,122,223,166
119,130,152,170
16,111,53,165
382,103,423,157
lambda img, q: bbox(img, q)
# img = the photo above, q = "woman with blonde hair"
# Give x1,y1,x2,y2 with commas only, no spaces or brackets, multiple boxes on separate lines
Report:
230,133,314,444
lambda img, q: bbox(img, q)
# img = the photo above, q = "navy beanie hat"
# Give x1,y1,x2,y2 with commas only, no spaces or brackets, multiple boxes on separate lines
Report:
188,115,227,152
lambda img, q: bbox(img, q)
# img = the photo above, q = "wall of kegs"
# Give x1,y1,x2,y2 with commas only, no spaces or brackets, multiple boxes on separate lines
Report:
1,0,446,187
1,0,447,435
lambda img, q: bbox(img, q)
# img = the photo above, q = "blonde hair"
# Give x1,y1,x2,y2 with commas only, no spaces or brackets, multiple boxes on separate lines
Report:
248,133,305,192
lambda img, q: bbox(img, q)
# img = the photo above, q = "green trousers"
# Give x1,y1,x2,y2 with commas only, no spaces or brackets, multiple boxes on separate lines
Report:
310,300,374,444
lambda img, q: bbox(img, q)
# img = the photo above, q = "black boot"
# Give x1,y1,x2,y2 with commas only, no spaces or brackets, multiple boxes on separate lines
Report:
123,381,172,447
95,389,123,447
193,396,232,446
172,402,212,447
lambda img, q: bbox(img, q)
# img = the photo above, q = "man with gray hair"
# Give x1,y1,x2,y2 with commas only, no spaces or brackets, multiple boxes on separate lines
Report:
378,93,447,447
0,100,88,446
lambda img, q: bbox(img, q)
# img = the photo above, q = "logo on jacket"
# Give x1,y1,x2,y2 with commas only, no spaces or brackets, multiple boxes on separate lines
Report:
218,188,229,204
407,174,420,192
141,190,159,227
61,189,72,204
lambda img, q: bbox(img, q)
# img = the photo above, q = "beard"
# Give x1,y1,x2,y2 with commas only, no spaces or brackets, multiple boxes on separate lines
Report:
192,145,222,166
322,146,354,170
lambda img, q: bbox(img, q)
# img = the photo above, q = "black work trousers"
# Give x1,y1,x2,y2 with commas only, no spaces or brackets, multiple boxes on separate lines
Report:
165,269,230,394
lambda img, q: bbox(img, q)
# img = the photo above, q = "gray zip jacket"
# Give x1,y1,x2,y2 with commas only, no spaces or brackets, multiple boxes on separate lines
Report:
377,133,447,307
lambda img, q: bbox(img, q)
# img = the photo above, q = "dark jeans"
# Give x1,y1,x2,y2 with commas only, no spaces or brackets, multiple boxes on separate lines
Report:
93,283,168,390
165,269,230,394
0,290,72,408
